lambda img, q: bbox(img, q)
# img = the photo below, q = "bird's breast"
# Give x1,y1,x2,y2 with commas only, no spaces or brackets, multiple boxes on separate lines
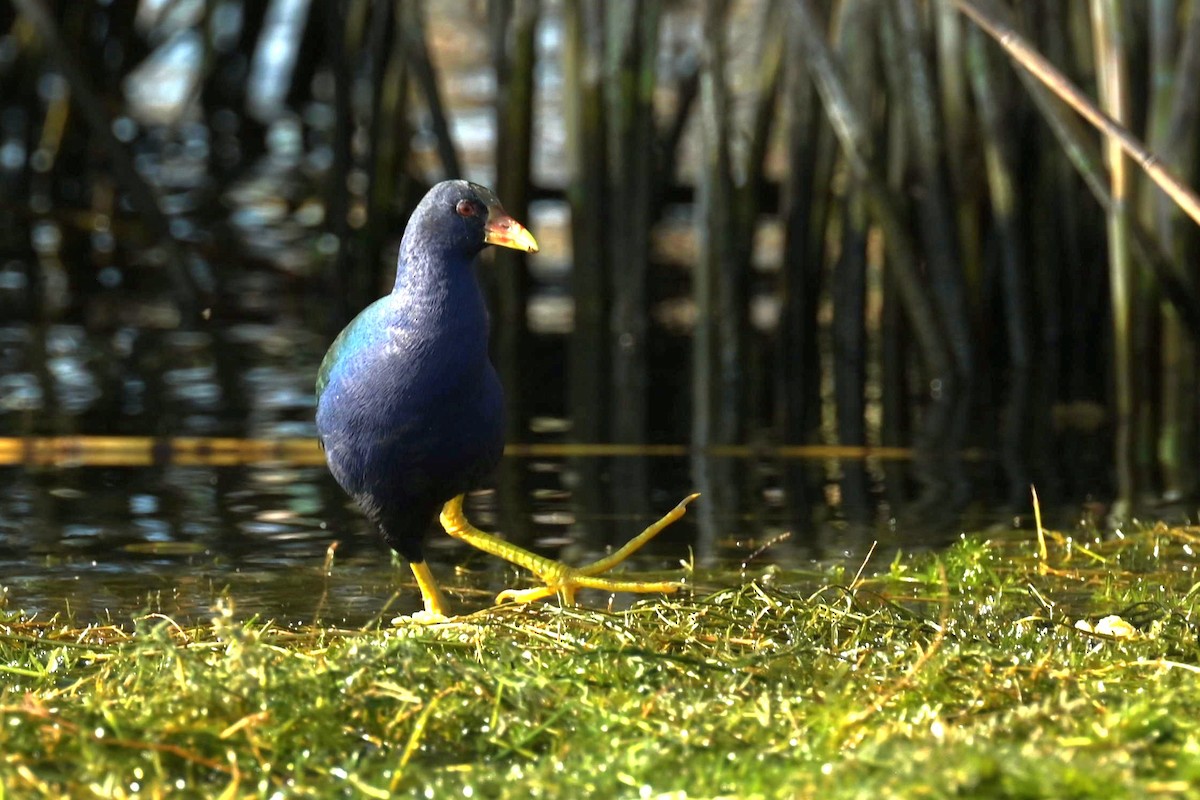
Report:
316,293,504,500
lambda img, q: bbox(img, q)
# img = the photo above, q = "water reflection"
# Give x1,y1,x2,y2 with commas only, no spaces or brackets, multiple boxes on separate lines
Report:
0,462,670,625
0,315,1017,625
0,447,1002,627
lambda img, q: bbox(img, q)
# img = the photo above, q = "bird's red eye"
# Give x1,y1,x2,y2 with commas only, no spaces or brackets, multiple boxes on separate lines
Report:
456,199,478,217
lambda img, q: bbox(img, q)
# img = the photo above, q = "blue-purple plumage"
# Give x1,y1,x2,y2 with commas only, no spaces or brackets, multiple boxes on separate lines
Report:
316,181,508,561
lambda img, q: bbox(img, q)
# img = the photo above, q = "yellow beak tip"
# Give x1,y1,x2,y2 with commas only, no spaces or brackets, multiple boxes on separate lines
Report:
484,219,539,255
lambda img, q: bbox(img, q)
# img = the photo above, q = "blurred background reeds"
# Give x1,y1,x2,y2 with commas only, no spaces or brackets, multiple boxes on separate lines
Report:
1,0,1199,564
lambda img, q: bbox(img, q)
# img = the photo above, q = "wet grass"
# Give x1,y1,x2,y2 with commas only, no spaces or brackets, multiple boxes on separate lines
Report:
2,524,1200,798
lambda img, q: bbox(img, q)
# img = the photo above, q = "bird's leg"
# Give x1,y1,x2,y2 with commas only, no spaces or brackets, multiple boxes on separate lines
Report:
404,561,451,624
439,493,699,606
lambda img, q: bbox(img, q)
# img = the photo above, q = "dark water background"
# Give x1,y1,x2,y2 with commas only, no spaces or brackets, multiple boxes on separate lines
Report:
0,1,1137,625
0,314,1026,626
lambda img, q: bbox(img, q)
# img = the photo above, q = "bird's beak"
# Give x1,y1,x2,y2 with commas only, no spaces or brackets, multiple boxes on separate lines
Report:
484,210,539,254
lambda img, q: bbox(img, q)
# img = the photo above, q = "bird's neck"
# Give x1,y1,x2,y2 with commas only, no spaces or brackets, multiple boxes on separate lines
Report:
391,246,489,335
394,241,475,294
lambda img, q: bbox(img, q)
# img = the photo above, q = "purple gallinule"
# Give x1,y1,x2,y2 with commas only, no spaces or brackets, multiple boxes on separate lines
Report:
317,180,694,621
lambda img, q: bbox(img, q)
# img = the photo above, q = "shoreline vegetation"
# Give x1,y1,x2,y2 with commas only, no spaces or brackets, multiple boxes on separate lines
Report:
3,522,1199,798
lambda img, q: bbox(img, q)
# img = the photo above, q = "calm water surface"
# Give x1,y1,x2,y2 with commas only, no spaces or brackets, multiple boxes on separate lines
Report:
0,308,1127,628
0,312,1010,626
0,438,1049,627
0,456,853,626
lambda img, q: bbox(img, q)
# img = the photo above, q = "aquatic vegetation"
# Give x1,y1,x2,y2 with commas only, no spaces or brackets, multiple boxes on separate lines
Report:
2,525,1199,798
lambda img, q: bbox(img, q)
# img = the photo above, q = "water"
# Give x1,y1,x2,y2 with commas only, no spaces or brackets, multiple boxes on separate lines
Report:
0,440,872,625
0,3,1083,625
0,305,1040,628
0,466,751,625
0,438,1030,627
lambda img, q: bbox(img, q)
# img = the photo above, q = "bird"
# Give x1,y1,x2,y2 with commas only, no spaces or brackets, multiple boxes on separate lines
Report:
316,180,696,621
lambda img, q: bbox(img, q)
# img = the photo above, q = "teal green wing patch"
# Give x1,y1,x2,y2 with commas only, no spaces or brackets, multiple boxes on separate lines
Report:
316,321,354,401
317,298,389,401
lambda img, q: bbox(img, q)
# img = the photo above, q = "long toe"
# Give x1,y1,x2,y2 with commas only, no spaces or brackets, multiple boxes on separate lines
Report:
494,570,682,607
439,493,697,609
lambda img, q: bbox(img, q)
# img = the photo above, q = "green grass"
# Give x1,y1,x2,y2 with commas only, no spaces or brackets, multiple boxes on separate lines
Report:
3,525,1200,798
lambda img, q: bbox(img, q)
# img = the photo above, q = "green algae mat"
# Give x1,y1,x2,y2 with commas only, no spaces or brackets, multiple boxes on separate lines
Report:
3,525,1200,798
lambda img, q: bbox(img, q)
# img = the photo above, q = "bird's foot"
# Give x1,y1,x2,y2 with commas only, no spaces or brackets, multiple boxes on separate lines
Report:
390,560,454,624
392,609,451,626
440,493,699,607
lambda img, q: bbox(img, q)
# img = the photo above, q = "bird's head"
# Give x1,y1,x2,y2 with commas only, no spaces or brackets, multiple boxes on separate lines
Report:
404,180,539,262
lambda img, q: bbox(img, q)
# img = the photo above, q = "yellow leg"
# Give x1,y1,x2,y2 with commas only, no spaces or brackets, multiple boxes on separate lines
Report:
402,561,451,624
439,493,699,606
